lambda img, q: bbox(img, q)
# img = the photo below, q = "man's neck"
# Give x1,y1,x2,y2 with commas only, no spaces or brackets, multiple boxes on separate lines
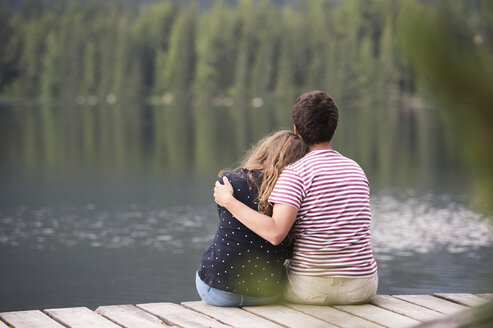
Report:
309,142,331,152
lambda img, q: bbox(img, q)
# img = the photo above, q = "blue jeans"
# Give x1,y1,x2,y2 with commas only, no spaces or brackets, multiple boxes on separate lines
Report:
195,271,280,307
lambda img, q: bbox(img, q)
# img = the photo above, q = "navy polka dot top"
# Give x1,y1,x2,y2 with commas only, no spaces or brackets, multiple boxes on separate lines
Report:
198,168,292,297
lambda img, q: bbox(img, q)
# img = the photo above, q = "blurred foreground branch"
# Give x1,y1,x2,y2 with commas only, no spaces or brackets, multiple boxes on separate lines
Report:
415,300,493,328
397,0,493,212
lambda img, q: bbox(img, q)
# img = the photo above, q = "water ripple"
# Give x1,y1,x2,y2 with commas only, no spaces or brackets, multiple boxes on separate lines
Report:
1,190,492,257
371,190,493,258
0,204,218,252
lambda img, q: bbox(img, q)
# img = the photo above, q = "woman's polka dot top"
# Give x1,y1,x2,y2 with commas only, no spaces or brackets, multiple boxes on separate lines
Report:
198,168,291,297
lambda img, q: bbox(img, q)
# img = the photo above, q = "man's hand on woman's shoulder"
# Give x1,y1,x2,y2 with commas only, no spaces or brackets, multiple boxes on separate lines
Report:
214,176,234,207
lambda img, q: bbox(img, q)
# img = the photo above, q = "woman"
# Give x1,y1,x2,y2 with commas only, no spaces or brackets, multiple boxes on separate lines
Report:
196,130,308,306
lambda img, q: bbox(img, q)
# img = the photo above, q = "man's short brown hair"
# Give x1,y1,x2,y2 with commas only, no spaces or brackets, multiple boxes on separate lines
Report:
292,90,338,146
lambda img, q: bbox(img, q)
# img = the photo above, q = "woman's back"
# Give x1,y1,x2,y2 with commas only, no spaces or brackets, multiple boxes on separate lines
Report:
198,168,291,297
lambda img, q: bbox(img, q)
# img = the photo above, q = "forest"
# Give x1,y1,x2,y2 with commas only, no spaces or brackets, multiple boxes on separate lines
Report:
0,0,431,108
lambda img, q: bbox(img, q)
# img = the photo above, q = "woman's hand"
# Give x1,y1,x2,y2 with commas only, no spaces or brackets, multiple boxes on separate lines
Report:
214,176,234,207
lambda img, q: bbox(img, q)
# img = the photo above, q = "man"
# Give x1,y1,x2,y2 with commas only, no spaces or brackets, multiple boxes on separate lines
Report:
214,90,377,304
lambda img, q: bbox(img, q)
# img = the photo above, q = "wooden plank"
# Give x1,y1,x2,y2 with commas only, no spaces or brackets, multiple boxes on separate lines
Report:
181,301,281,328
371,295,444,322
334,304,421,328
0,310,65,328
44,307,122,328
476,293,493,300
285,303,385,328
137,302,230,328
243,305,338,328
96,305,171,328
393,294,467,314
434,293,489,307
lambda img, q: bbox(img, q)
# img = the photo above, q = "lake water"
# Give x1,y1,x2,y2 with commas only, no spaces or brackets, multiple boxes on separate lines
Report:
0,102,492,311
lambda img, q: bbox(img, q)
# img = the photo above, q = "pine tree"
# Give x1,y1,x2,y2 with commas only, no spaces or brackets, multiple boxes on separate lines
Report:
148,2,179,97
0,0,12,93
162,2,197,101
58,3,85,100
248,0,278,100
81,41,97,97
17,17,51,97
304,0,331,91
112,12,139,100
39,32,61,101
274,7,298,126
96,3,121,100
193,0,230,104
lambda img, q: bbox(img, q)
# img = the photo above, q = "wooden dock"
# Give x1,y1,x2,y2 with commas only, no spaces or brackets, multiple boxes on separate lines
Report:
0,293,491,328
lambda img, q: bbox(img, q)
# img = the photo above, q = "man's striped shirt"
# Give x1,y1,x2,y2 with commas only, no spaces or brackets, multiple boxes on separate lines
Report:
269,148,377,277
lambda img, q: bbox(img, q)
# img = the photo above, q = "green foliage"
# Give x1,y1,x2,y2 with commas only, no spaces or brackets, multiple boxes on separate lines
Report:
162,2,197,100
248,0,278,100
273,6,298,124
39,32,61,100
397,0,493,212
193,0,231,103
81,41,97,96
0,0,406,107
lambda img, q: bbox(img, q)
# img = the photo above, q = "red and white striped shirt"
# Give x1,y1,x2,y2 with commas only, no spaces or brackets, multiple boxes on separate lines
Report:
269,148,377,277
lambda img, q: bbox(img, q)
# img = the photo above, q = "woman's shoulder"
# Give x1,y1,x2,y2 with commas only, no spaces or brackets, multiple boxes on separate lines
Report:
219,168,255,181
219,168,262,190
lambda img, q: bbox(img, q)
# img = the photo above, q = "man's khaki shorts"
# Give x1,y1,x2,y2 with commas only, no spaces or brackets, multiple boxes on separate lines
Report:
283,272,378,305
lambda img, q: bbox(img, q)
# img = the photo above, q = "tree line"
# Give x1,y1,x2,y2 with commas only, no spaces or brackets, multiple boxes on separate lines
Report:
1,0,485,109
1,0,412,110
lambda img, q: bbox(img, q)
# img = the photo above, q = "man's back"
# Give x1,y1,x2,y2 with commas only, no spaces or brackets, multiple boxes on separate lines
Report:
269,148,377,277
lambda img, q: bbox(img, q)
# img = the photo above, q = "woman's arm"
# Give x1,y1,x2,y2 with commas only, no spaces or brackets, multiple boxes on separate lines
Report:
214,176,298,245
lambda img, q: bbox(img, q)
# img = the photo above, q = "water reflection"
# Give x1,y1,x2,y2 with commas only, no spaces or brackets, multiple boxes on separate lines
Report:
0,102,463,186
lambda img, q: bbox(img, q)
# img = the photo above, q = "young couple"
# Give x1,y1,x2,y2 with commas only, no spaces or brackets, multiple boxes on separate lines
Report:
196,90,378,306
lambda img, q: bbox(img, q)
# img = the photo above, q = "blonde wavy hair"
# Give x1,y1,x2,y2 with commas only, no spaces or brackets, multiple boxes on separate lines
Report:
238,130,308,216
